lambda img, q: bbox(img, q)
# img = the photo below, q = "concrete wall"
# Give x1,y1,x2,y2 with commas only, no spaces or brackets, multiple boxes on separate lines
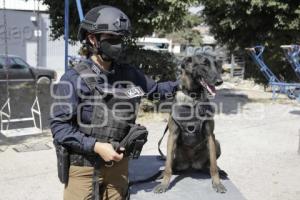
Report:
0,9,80,75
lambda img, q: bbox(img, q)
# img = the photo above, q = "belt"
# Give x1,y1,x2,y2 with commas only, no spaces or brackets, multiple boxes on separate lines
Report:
69,152,98,167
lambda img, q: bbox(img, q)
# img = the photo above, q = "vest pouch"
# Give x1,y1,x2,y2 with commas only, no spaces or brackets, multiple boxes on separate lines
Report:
89,100,131,143
92,125,130,143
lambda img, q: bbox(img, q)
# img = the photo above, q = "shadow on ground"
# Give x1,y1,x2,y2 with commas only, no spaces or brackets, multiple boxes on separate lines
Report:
289,110,300,115
212,88,249,115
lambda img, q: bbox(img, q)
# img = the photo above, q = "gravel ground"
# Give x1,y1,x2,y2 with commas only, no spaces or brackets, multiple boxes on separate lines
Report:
0,80,300,200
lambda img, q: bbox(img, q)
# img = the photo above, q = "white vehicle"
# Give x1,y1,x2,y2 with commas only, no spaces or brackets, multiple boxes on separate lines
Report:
137,37,172,52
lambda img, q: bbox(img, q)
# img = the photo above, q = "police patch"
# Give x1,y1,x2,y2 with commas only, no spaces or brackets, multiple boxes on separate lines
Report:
125,86,145,98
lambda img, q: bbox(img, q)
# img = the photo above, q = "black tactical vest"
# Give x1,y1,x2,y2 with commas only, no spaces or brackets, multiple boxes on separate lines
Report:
70,62,144,166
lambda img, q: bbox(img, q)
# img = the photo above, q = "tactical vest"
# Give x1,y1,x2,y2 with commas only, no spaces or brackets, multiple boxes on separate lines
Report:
70,62,144,166
171,101,215,146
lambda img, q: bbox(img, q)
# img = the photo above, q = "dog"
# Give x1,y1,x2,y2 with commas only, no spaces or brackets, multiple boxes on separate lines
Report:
153,54,226,194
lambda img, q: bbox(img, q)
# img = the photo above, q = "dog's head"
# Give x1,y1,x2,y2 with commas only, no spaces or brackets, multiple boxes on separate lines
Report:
180,54,223,96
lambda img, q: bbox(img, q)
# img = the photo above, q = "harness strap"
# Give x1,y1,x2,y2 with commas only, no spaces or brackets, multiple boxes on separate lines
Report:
157,101,208,160
73,61,99,91
157,124,169,160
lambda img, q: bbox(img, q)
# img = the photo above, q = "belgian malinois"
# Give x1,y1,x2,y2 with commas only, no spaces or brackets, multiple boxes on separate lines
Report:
154,54,226,194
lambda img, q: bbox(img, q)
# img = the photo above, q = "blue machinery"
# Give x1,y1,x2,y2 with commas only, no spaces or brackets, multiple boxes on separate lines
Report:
245,46,300,101
64,0,84,71
281,45,300,80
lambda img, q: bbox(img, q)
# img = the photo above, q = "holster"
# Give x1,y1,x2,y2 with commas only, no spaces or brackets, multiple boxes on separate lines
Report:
54,142,70,184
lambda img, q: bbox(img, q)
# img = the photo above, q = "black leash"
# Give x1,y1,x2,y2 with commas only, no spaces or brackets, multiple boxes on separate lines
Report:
157,124,169,160
92,157,102,200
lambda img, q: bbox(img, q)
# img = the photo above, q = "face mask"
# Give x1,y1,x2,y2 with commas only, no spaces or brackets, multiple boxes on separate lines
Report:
97,38,123,62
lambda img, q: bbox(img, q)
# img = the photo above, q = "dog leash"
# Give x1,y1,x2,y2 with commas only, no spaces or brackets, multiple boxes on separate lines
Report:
157,124,169,160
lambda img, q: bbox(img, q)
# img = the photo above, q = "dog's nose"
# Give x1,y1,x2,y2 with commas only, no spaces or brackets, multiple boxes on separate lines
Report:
215,79,223,86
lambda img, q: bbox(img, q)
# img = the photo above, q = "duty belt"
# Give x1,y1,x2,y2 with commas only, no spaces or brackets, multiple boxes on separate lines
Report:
69,152,98,167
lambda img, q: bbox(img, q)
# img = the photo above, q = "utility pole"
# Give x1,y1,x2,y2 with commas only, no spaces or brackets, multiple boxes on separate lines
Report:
64,0,69,72
298,129,300,155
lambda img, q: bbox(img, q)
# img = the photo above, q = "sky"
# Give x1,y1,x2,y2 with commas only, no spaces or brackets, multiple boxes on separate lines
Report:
189,6,203,14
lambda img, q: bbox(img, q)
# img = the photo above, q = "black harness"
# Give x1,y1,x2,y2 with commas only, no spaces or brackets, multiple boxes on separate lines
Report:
158,99,215,159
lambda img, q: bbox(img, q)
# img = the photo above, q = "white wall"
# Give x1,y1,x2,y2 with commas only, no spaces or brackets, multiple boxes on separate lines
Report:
0,0,48,11
0,9,81,76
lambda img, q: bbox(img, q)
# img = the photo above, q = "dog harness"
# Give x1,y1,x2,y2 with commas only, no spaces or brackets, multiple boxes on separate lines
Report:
158,99,215,159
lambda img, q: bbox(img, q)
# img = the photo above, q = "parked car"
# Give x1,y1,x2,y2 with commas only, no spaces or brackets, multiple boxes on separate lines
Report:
0,55,57,83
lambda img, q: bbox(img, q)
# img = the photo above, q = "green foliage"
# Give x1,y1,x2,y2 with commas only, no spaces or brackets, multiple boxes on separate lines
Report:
159,13,203,46
199,0,300,83
42,0,199,41
123,46,179,112
40,0,201,83
120,46,178,82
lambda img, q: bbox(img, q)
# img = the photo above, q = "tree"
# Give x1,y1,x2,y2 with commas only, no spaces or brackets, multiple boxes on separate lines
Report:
41,0,200,83
159,13,203,46
42,0,199,41
120,46,178,82
198,0,300,83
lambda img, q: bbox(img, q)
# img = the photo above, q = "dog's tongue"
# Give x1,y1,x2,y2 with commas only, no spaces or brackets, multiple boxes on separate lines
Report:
200,80,216,96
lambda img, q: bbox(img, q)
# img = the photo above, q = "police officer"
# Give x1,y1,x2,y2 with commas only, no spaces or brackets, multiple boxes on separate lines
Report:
50,5,178,200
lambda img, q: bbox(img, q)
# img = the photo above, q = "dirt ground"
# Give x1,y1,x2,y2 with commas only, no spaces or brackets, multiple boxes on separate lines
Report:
0,78,300,200
213,80,300,200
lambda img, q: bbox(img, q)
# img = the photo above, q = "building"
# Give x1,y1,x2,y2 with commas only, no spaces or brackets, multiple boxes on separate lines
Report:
0,0,80,75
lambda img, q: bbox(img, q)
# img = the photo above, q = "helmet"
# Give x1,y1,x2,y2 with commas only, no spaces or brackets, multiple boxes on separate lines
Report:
78,5,131,42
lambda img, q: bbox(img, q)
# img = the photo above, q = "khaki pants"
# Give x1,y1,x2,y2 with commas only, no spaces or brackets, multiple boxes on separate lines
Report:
64,158,129,200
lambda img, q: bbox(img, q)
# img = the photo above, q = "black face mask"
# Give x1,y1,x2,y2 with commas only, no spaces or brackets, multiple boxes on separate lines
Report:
97,38,123,62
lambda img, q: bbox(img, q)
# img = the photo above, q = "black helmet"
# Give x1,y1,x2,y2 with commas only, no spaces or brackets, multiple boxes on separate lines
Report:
78,5,131,42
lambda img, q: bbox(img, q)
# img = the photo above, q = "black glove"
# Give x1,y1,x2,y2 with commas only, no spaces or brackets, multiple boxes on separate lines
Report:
116,124,148,159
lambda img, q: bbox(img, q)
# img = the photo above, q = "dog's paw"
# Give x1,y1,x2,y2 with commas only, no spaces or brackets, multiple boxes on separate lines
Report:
153,184,168,194
212,182,227,193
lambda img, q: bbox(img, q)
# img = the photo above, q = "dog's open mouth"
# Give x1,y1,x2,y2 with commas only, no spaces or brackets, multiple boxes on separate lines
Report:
199,79,216,96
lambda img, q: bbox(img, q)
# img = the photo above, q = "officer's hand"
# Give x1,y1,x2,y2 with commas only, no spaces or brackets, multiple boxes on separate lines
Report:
94,142,123,162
